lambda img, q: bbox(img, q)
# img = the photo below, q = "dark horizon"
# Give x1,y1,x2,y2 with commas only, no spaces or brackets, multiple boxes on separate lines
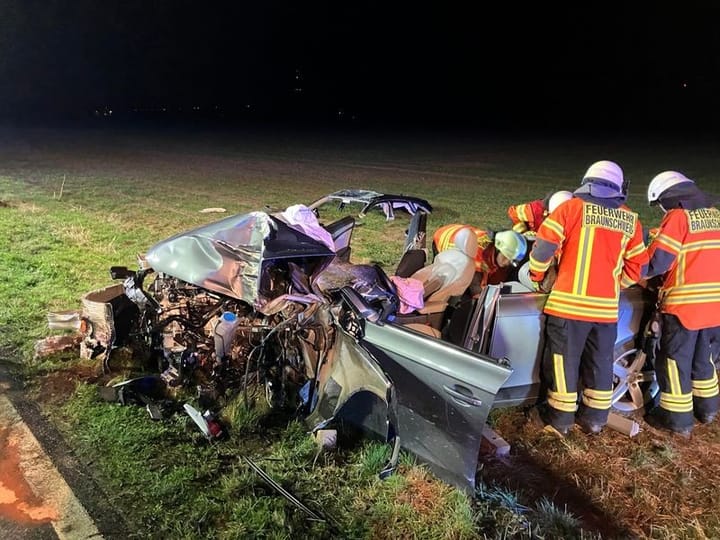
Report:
1,2,719,132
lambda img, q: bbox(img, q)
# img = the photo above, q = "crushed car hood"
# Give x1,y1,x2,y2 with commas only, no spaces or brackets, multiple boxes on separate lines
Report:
145,211,335,304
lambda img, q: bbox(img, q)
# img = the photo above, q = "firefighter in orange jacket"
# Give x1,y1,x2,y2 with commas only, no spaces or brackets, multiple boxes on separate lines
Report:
432,224,527,295
529,161,649,435
643,171,720,436
507,190,574,234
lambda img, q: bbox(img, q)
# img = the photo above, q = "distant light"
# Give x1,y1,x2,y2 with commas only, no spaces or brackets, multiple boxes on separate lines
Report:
682,82,688,88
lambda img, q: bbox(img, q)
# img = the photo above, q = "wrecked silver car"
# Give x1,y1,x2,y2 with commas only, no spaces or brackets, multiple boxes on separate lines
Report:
81,190,659,492
85,191,510,492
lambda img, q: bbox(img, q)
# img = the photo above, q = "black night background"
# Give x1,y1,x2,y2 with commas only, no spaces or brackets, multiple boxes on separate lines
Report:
1,2,719,132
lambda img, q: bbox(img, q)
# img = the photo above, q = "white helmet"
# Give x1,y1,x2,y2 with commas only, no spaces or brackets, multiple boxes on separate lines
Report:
580,160,626,197
547,190,573,213
494,230,527,267
647,171,694,205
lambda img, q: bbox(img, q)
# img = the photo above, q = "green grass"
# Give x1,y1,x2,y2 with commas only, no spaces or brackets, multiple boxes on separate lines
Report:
56,380,512,539
4,127,720,538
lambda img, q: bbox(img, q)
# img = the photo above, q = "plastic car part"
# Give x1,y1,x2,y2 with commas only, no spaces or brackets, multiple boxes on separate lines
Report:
183,403,224,441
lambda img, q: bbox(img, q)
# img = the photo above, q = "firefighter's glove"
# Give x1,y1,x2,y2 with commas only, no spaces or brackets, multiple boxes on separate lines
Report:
530,269,556,293
529,271,545,293
512,222,528,234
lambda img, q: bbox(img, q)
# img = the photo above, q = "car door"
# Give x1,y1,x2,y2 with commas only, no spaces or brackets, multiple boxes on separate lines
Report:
359,319,512,492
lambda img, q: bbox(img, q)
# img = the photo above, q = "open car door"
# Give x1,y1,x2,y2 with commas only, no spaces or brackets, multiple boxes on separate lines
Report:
360,318,511,492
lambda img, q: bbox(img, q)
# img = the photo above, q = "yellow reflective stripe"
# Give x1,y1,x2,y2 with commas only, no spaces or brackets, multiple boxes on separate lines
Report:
663,294,720,305
583,388,612,409
654,233,683,253
529,256,551,273
620,275,636,288
692,386,719,398
517,204,529,222
659,392,692,404
683,239,720,251
548,390,578,412
438,226,460,251
573,227,595,296
544,300,619,320
625,241,647,259
693,377,719,389
549,290,619,305
548,397,578,412
553,353,567,394
668,359,682,396
666,282,720,291
582,395,612,410
584,389,613,399
548,393,577,411
613,235,631,295
659,392,694,412
542,218,565,241
677,252,686,287
582,388,613,410
548,390,576,400
692,370,719,398
662,282,720,304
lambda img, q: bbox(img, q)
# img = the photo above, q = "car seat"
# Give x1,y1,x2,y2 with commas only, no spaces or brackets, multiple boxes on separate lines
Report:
396,228,478,335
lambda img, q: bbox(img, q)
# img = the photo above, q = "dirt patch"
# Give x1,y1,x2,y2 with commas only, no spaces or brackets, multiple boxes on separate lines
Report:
483,407,720,538
34,363,106,407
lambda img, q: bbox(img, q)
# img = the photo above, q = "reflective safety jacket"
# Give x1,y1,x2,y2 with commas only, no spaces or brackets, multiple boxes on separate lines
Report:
433,224,509,285
529,198,648,322
648,207,720,330
507,199,546,233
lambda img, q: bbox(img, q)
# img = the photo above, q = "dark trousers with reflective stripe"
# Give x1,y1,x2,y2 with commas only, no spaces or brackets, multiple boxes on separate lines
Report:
656,314,720,430
542,315,617,429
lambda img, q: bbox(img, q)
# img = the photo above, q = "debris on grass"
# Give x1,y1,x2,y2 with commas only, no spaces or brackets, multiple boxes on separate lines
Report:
33,334,81,360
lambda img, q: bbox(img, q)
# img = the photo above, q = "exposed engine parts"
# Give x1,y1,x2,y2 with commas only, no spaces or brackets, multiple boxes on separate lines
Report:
100,268,334,413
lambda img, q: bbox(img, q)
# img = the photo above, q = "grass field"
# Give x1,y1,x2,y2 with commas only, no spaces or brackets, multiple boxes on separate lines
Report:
2,126,720,539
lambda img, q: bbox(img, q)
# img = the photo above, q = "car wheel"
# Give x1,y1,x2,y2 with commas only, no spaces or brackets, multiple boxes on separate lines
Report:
611,345,659,413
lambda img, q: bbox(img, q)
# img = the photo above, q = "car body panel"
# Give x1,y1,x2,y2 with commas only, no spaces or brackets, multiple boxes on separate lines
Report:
359,320,511,492
307,189,433,221
305,326,393,440
145,211,335,305
460,284,653,408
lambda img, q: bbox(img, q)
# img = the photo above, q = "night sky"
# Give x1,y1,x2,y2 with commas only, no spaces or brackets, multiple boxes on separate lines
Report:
1,2,719,130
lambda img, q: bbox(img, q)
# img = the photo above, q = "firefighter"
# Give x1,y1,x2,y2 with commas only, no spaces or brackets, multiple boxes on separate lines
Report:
528,160,649,435
432,224,527,295
507,190,574,235
643,171,720,436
